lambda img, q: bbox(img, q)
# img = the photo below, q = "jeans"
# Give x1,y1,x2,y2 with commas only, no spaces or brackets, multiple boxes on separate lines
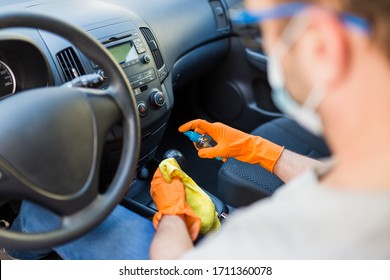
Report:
7,201,155,260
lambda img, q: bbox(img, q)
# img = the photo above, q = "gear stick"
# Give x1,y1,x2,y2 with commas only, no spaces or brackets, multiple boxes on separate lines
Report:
163,149,189,172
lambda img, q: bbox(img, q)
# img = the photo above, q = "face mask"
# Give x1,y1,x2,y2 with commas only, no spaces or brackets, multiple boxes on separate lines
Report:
267,16,325,136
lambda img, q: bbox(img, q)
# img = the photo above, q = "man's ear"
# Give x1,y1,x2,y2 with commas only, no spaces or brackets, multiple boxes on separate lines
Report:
300,7,349,86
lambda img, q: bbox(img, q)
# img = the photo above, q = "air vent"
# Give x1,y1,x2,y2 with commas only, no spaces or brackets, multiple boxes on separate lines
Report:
56,48,85,82
209,0,230,31
139,27,165,70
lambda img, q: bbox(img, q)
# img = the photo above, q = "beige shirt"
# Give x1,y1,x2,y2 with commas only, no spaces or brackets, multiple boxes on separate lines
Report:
183,169,390,259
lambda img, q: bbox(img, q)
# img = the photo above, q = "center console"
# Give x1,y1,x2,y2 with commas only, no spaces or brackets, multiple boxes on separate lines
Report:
75,19,173,184
84,19,228,218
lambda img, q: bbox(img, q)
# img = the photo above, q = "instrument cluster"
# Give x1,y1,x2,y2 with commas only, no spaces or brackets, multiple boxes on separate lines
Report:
0,38,52,99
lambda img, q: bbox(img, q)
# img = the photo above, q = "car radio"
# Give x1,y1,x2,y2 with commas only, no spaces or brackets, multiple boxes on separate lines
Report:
92,31,155,90
90,29,169,124
104,33,156,92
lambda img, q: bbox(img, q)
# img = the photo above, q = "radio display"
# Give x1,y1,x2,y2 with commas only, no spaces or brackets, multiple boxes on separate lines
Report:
108,42,138,64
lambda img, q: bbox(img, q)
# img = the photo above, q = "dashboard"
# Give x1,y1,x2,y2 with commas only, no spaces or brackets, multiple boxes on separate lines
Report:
0,0,238,181
0,37,51,98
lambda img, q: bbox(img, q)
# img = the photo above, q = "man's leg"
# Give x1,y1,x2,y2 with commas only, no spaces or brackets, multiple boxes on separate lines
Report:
6,201,155,260
6,201,60,259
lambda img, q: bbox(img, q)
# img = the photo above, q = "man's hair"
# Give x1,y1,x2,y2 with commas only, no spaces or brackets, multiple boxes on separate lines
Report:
281,0,390,59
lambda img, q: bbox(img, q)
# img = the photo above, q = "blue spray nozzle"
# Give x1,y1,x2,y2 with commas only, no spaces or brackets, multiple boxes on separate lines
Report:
183,131,202,143
183,130,222,161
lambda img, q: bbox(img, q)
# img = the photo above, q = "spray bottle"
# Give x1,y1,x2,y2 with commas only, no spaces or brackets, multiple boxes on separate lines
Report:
183,131,222,160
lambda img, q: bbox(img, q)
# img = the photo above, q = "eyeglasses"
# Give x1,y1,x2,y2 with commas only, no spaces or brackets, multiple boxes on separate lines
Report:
230,2,371,50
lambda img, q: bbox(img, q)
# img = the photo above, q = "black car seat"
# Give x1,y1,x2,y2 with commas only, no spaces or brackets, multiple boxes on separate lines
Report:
218,117,331,207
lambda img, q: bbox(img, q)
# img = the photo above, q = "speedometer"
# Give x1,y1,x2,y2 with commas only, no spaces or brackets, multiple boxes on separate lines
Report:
0,60,16,99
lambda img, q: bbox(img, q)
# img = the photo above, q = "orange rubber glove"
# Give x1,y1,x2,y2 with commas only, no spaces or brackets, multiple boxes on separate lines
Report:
179,119,284,173
150,169,201,241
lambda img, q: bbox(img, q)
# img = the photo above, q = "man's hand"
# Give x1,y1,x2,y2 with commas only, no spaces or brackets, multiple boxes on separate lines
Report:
179,119,284,172
150,169,201,241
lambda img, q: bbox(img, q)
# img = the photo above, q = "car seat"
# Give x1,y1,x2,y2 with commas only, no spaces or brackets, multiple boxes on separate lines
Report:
218,117,331,207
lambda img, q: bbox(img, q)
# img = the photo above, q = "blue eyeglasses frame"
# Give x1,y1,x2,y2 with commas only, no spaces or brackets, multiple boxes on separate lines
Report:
231,2,371,34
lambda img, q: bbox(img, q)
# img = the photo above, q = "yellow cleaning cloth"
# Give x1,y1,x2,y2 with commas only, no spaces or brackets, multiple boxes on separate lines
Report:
159,158,221,234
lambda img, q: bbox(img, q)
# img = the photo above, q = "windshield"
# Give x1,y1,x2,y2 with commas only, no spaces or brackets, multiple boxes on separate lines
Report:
1,0,60,6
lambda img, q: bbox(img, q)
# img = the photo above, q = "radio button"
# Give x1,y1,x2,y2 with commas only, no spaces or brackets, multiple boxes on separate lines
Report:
150,90,166,108
133,73,143,81
136,47,146,54
142,55,151,64
137,102,148,117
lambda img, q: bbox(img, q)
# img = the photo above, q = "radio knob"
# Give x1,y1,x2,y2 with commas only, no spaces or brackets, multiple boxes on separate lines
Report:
137,102,148,117
150,90,166,108
142,55,151,64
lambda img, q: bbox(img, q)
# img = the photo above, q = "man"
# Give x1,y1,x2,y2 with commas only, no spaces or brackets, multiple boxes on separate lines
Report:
149,0,390,259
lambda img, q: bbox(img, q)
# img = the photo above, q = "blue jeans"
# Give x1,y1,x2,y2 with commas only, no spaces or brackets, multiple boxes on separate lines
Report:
7,201,155,260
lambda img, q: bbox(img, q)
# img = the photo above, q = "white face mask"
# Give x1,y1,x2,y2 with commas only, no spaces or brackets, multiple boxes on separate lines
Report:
267,16,326,136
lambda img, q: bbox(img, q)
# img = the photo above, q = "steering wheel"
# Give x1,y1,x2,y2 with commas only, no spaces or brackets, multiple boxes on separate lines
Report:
0,12,140,250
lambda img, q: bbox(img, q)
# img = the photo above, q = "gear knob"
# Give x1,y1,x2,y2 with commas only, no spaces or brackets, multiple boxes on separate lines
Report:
163,149,189,172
